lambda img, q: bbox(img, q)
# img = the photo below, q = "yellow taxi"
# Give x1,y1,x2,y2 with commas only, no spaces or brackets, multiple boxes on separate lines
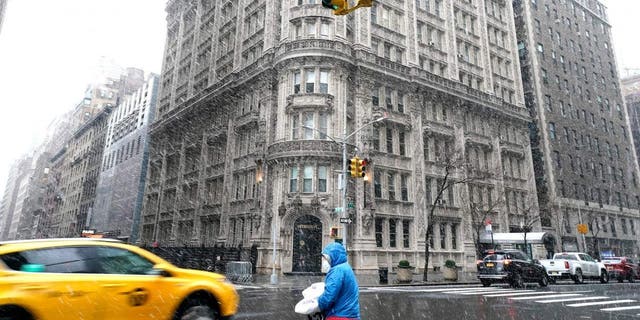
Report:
0,238,239,320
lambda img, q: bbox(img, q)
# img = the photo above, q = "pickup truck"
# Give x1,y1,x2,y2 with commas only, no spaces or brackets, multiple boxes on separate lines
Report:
539,252,609,284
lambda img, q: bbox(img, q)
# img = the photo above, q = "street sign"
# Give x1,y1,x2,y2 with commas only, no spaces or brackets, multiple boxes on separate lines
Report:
485,224,492,232
334,207,344,213
340,218,353,224
348,202,355,209
577,223,589,234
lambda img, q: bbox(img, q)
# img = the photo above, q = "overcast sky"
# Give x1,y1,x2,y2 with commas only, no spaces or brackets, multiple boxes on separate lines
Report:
0,0,166,196
0,0,638,198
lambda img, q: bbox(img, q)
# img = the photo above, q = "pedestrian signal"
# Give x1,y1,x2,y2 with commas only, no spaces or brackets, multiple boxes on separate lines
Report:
330,227,339,238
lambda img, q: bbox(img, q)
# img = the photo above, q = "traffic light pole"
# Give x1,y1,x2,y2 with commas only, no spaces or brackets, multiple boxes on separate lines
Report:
305,112,386,252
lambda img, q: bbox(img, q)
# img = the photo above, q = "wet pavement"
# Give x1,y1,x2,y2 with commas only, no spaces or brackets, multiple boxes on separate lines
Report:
250,271,481,289
235,280,640,319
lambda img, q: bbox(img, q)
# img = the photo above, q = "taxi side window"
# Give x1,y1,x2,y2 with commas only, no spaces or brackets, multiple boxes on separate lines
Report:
1,247,102,273
95,247,154,275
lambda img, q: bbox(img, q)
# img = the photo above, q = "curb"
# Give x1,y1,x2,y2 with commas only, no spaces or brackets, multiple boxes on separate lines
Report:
364,281,481,288
240,280,481,289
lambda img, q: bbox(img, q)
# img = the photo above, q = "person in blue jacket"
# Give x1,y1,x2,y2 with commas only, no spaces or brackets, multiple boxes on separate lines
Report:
317,242,361,320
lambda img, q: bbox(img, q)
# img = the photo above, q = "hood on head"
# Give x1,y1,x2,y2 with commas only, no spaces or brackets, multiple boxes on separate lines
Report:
322,242,347,267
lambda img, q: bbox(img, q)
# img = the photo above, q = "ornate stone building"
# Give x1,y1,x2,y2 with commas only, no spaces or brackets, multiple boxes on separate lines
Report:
514,0,640,257
141,0,539,273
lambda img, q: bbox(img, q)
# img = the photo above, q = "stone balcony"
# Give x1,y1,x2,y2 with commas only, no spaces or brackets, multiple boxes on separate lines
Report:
267,139,343,162
235,110,260,129
500,140,525,158
465,132,493,149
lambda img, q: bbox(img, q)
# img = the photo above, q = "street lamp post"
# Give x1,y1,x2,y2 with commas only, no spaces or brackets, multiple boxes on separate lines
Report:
271,202,287,285
302,113,385,251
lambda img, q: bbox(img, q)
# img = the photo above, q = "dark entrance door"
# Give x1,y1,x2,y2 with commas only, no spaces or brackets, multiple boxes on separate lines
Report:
292,215,322,273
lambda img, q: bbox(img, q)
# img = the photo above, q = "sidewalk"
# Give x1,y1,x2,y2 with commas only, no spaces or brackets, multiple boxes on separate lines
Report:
249,271,480,289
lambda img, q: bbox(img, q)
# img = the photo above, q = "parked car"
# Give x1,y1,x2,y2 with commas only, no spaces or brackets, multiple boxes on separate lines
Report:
602,257,639,283
539,252,609,284
477,249,549,288
0,238,239,320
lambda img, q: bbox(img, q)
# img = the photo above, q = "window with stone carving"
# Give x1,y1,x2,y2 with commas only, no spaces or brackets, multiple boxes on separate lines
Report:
292,68,331,94
290,111,328,141
289,164,331,194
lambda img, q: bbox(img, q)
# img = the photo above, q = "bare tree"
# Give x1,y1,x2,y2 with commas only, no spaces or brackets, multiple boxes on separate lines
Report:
552,203,568,251
422,148,493,281
457,186,505,259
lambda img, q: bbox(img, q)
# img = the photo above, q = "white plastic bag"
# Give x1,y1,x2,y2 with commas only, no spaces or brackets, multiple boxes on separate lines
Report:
295,282,325,315
302,282,325,299
295,298,320,315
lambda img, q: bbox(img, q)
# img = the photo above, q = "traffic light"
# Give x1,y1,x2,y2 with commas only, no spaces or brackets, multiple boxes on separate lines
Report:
322,0,347,13
349,156,359,177
330,227,339,238
357,158,368,178
322,0,372,15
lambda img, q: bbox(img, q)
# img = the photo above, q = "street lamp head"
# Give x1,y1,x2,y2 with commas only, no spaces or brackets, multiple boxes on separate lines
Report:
373,112,388,122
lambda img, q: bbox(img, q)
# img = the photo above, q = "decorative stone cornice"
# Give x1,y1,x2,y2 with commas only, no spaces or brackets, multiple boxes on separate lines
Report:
285,94,334,114
266,140,343,163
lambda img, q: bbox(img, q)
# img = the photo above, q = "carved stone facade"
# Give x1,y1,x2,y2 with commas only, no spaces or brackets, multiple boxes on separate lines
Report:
142,0,539,273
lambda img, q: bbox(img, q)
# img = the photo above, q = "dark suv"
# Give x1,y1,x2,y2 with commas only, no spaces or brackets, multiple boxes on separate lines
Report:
477,249,549,288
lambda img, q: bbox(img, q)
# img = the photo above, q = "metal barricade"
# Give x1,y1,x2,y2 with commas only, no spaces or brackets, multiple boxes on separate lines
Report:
225,261,253,283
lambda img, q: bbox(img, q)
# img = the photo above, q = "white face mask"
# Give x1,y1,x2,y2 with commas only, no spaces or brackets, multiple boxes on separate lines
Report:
322,258,331,273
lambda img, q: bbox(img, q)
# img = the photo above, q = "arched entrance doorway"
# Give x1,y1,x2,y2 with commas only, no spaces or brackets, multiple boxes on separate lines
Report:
292,215,322,273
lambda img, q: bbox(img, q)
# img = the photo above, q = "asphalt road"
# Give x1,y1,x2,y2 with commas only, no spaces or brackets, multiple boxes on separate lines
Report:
235,280,640,319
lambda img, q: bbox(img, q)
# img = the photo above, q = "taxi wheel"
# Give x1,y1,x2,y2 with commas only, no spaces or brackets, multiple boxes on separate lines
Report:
0,306,33,320
629,271,636,283
180,305,218,320
175,295,220,320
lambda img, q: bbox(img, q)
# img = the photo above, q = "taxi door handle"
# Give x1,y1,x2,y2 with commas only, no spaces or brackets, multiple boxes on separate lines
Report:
102,283,125,289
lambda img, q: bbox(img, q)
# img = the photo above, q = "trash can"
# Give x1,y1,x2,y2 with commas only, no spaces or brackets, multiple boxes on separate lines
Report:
378,267,388,284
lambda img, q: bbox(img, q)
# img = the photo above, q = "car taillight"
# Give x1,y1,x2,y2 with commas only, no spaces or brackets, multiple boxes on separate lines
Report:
564,261,570,269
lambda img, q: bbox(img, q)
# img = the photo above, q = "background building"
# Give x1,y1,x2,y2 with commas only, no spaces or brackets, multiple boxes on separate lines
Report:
622,75,640,169
0,156,31,240
91,73,159,241
513,0,640,257
46,68,145,238
0,0,7,35
141,0,540,274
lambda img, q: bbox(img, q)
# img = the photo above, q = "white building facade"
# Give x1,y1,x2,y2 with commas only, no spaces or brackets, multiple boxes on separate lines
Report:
141,0,540,274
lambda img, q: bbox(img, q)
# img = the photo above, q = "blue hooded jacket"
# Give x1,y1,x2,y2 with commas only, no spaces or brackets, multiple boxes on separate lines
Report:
317,242,360,319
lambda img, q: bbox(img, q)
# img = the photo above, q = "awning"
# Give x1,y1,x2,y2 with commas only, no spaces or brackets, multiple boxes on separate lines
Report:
479,232,555,245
